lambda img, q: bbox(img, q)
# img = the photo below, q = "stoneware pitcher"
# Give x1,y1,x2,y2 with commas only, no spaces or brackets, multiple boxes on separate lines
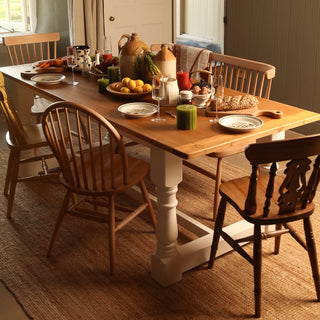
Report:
118,33,148,79
163,77,179,106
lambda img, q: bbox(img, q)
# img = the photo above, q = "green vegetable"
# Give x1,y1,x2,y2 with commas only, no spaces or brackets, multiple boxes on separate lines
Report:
134,47,161,83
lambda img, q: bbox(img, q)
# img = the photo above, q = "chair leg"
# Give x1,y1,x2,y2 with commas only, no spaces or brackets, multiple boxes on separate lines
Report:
108,194,116,275
6,150,20,218
274,224,282,254
139,179,157,229
47,190,71,257
208,197,227,268
4,149,15,196
253,224,262,318
303,217,320,301
213,157,223,221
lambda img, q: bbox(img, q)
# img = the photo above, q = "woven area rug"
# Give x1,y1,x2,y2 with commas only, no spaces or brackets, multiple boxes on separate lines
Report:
1,143,320,320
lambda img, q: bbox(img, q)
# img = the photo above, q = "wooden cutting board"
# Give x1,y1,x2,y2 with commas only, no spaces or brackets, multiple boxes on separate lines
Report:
20,69,38,79
205,105,283,119
34,66,65,73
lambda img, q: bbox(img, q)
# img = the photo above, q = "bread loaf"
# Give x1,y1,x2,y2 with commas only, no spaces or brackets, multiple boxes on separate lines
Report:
212,94,259,111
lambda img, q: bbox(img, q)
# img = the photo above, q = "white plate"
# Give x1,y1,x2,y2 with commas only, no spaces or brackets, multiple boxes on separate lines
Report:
218,115,264,132
31,73,65,85
118,102,158,118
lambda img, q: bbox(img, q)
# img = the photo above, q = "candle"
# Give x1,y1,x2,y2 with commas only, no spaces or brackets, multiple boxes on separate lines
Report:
107,66,119,84
176,105,197,130
97,78,109,93
177,71,192,91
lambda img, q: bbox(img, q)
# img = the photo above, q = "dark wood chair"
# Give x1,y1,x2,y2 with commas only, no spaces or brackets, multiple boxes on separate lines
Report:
208,134,320,317
0,72,59,218
42,101,157,274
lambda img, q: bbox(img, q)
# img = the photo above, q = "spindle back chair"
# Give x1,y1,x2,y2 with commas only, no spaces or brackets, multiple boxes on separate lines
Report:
185,52,276,220
208,134,320,318
42,101,156,274
0,72,59,218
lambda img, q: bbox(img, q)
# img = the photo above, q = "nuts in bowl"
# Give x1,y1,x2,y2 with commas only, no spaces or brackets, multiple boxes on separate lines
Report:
191,84,212,108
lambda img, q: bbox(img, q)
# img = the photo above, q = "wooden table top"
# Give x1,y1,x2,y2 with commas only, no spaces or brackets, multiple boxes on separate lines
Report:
2,64,320,159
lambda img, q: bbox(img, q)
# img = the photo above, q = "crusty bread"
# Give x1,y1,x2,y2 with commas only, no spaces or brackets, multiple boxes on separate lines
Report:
211,94,259,111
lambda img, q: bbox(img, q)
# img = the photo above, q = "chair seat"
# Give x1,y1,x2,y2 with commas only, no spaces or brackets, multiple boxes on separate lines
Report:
61,152,150,195
220,174,315,225
6,123,48,149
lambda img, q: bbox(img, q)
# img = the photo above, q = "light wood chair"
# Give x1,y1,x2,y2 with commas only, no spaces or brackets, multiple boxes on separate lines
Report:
2,32,60,65
208,134,320,318
183,52,276,220
0,72,59,218
42,101,157,274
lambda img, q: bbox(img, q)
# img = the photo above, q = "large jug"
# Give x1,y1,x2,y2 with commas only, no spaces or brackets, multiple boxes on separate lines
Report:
118,33,149,79
154,44,176,79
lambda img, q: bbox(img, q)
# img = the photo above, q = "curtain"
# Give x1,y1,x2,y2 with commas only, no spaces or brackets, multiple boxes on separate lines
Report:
29,0,37,32
67,0,105,53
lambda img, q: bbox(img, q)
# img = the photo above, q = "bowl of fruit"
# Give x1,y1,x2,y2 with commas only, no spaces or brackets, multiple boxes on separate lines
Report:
106,77,152,99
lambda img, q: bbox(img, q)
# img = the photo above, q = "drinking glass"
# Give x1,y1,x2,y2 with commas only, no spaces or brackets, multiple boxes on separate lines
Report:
211,74,224,123
103,35,113,62
151,75,166,122
67,46,79,86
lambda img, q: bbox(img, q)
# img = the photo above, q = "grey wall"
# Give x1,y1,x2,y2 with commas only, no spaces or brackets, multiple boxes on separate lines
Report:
0,0,69,67
225,0,320,134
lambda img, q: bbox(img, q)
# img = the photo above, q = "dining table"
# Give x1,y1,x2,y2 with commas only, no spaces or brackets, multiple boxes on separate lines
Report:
1,64,320,287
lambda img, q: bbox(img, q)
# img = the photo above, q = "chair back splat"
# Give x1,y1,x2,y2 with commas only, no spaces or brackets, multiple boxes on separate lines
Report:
244,135,320,219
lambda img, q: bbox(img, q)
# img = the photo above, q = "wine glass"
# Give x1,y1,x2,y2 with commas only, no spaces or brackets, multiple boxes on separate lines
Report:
210,74,224,123
67,46,79,86
151,75,166,122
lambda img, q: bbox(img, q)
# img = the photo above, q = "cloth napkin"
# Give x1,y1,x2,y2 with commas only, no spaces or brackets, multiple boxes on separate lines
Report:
173,44,211,80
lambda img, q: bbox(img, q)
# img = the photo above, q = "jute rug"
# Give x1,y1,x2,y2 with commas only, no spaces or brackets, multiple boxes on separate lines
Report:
1,143,320,320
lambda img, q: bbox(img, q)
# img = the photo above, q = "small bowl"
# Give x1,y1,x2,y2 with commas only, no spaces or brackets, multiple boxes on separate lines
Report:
89,71,108,80
192,93,211,108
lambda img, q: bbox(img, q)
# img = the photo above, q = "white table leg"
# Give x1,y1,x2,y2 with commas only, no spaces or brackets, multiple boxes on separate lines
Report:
150,147,183,286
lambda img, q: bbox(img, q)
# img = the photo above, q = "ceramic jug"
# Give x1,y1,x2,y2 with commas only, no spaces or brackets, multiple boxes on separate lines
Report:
163,77,179,106
118,33,149,79
154,44,176,79
73,45,91,71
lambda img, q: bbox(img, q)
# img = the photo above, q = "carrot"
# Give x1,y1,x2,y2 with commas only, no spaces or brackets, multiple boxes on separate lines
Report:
42,62,51,69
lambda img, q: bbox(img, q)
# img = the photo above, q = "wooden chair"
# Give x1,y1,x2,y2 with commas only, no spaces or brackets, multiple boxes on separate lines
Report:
2,32,60,65
208,134,320,318
42,101,157,274
183,52,276,220
0,72,59,218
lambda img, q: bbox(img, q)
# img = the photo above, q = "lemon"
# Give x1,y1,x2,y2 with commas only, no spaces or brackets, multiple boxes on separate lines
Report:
127,79,136,91
122,77,131,87
143,83,152,93
114,82,123,92
120,87,130,93
134,86,143,93
136,79,144,87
